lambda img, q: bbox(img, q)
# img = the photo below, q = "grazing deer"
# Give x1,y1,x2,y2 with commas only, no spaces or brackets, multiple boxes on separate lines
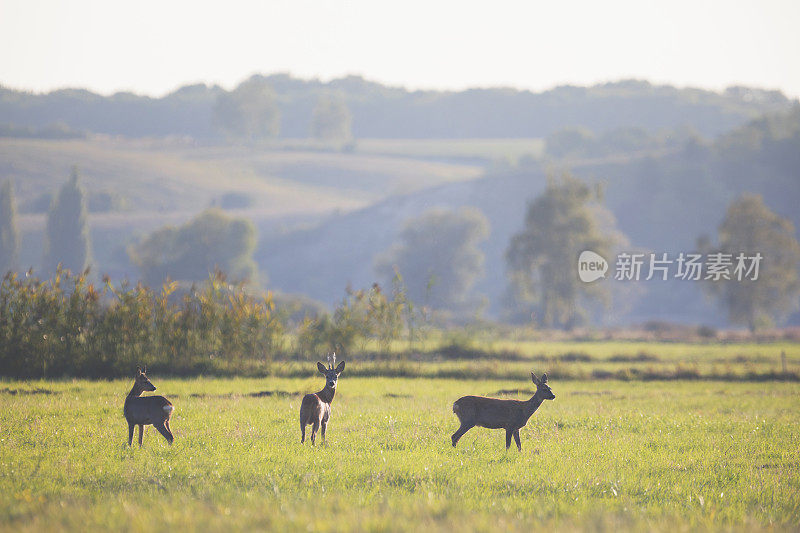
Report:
300,353,345,445
451,372,555,451
124,367,175,446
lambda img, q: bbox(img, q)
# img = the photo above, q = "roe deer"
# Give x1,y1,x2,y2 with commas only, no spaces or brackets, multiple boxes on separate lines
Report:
451,372,555,451
124,367,174,446
299,353,345,445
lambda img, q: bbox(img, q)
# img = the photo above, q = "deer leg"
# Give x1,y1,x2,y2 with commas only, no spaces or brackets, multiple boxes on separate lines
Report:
321,420,327,445
311,420,319,446
154,422,174,445
300,421,306,443
138,425,144,447
505,429,513,450
451,422,474,447
127,422,134,446
513,429,522,451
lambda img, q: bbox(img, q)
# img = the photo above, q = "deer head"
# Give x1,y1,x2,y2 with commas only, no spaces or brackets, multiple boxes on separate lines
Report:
317,353,345,389
531,372,555,400
136,366,157,392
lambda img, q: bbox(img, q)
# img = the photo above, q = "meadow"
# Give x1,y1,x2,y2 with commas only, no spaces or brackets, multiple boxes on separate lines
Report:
2,346,799,532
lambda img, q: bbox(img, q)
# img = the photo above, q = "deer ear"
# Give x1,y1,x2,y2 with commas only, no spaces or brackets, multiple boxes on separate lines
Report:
541,373,548,383
531,372,540,385
335,361,345,375
317,362,327,374
137,366,142,375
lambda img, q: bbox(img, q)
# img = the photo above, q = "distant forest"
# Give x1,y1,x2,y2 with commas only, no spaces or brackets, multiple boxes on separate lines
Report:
0,75,794,140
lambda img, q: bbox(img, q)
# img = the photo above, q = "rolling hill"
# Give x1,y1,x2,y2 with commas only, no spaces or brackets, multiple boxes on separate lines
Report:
0,137,484,277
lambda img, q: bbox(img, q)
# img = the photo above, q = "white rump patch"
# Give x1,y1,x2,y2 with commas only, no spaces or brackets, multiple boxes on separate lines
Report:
163,405,174,413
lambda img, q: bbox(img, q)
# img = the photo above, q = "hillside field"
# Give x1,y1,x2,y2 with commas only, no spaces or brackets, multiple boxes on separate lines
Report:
2,341,799,532
0,136,490,277
0,136,496,215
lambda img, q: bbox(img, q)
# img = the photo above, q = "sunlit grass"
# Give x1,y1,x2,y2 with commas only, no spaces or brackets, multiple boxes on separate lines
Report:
307,339,800,382
1,375,798,531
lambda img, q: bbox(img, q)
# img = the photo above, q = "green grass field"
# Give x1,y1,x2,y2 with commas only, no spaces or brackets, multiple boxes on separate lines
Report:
341,339,800,381
2,346,799,532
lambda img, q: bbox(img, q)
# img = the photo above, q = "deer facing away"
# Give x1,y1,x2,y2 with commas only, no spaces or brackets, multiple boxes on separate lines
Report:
300,354,345,445
451,372,555,451
124,368,174,446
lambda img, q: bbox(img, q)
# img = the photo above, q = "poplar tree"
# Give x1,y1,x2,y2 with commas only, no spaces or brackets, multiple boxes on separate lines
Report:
43,167,91,274
0,180,20,273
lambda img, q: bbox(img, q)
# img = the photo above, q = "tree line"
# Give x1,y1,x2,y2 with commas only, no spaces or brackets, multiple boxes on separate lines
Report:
2,76,793,141
212,76,353,142
0,266,431,378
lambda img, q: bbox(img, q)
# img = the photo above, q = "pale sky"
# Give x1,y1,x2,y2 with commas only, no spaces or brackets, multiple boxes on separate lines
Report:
1,0,798,97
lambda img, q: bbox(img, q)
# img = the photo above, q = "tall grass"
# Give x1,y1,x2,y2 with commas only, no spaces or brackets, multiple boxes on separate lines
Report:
3,268,799,382
0,269,284,378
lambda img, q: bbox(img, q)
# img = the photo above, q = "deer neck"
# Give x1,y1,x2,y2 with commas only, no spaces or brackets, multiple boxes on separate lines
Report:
316,385,336,404
127,382,144,399
524,393,545,418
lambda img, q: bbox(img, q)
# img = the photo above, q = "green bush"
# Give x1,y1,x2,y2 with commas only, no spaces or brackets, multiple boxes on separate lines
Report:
0,268,284,378
295,283,412,358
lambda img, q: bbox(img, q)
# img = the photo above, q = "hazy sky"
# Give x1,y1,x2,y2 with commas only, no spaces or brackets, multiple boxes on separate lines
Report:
1,0,798,97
